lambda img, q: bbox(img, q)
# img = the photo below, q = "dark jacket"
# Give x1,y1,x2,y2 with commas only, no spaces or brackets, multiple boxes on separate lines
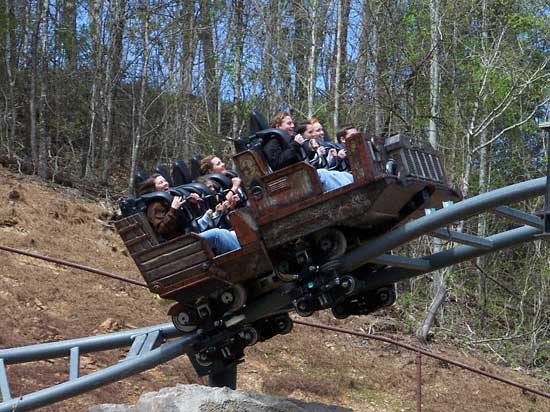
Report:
146,199,188,240
263,136,306,171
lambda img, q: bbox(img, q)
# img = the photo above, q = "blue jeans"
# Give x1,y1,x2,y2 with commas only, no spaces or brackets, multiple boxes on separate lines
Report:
316,169,354,192
201,228,240,255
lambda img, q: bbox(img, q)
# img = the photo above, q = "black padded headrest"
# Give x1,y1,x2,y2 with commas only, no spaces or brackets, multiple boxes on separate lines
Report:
190,155,203,180
133,171,149,192
174,183,215,197
172,160,192,186
256,128,291,146
201,173,233,190
249,111,269,134
224,170,239,179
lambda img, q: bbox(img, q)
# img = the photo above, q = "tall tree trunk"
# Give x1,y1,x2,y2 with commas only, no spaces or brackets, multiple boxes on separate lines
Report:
180,0,196,161
372,9,383,136
37,0,50,179
332,0,343,134
417,0,443,342
128,2,150,194
85,0,103,179
476,128,489,328
60,0,77,71
4,0,16,157
231,0,244,136
198,0,218,131
290,0,307,103
306,0,318,119
29,0,43,170
101,0,126,184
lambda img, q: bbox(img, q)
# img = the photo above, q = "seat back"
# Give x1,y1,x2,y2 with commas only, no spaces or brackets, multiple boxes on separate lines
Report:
249,111,269,134
172,160,193,186
133,171,149,193
190,155,203,180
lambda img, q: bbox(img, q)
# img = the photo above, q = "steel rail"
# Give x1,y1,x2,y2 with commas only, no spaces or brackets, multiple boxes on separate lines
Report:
294,320,550,400
0,244,147,287
0,330,199,412
362,225,541,290
0,323,180,364
336,177,546,274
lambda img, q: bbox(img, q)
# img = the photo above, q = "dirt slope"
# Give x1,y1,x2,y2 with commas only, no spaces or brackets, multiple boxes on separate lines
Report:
0,166,548,412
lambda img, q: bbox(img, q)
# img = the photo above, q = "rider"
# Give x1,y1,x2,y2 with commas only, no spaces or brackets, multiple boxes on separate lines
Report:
138,173,240,255
265,112,353,191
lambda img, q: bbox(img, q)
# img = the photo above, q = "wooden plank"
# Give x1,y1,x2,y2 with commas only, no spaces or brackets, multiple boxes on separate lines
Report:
133,234,202,262
125,233,152,247
139,241,204,271
116,222,139,235
143,251,210,281
153,263,210,290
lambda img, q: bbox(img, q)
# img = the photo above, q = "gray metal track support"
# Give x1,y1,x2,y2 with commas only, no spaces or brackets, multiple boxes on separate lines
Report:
0,324,195,412
335,177,546,274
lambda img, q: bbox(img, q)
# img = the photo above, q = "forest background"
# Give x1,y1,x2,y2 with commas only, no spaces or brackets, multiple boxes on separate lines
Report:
1,0,550,378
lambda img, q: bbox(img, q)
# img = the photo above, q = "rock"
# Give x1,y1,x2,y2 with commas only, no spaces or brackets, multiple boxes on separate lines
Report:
90,384,352,412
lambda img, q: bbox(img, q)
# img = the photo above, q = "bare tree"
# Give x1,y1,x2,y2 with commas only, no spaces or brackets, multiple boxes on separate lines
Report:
128,1,151,194
84,0,104,179
417,0,443,342
101,0,127,184
37,0,50,179
4,0,16,156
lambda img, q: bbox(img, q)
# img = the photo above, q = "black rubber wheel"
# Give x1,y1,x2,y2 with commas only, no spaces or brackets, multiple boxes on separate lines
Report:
171,311,198,333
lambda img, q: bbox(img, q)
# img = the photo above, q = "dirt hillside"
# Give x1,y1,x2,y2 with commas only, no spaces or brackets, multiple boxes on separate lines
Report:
0,166,548,412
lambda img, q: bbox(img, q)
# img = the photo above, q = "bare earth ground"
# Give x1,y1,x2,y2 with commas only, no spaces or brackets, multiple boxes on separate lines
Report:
0,165,548,412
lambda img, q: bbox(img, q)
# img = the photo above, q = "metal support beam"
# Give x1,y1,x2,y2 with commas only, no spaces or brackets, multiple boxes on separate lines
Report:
361,225,540,291
494,206,544,230
69,347,80,381
0,323,179,365
369,254,431,271
431,228,493,249
0,359,10,401
332,177,546,274
0,332,199,412
126,334,147,360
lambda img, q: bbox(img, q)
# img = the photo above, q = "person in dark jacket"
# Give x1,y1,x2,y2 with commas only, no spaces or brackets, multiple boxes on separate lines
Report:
266,112,353,191
138,174,240,255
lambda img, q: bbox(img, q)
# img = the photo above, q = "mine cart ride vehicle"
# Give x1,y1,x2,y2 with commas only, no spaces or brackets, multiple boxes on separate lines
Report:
114,115,460,377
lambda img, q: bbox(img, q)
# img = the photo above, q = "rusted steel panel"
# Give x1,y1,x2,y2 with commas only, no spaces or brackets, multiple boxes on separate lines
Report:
229,208,260,245
251,163,323,214
233,150,269,187
345,133,376,184
259,184,383,248
213,241,273,284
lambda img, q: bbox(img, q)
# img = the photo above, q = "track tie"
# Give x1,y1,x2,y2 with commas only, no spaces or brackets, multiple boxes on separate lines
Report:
494,206,544,229
369,254,431,271
124,334,147,361
431,228,493,249
0,359,10,401
69,347,80,381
